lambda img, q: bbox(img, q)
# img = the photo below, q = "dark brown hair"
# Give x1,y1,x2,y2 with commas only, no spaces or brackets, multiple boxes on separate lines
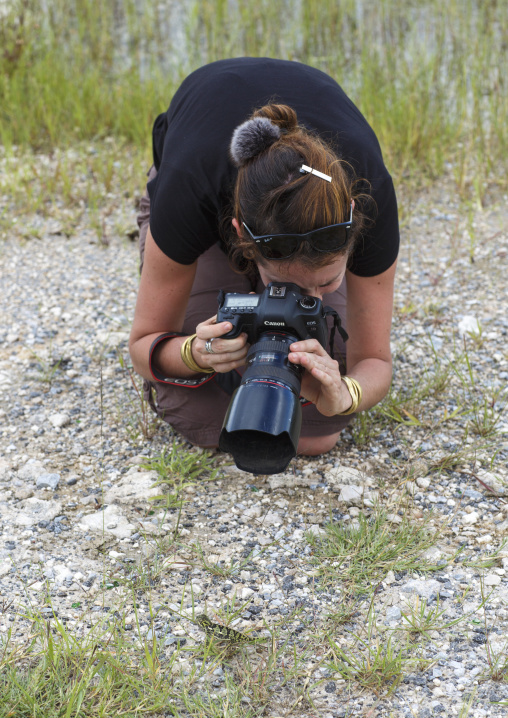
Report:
228,104,368,275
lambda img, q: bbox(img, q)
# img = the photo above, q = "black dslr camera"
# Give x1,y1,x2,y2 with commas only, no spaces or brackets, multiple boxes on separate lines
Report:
217,283,332,475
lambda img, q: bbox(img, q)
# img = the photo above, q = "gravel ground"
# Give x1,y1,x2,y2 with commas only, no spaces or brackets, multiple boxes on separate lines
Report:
0,155,507,717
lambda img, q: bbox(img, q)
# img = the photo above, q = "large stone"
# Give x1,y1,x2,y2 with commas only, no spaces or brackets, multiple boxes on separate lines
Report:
36,473,60,490
15,497,63,527
48,413,70,429
0,458,12,481
337,485,364,506
476,469,506,496
267,473,314,490
17,459,45,482
78,505,135,539
103,469,160,504
400,579,441,599
326,466,369,490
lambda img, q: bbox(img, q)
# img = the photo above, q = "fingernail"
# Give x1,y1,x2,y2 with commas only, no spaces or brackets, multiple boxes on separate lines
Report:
224,323,232,330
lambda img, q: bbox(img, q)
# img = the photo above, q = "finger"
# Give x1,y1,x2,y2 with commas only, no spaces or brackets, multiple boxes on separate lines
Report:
196,333,248,357
289,351,339,374
290,339,328,356
196,318,233,339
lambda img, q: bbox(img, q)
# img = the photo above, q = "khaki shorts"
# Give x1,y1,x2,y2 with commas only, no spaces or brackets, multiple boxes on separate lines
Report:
137,167,353,447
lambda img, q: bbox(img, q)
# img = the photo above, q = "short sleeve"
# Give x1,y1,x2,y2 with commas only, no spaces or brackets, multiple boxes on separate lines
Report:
348,175,399,277
147,164,220,265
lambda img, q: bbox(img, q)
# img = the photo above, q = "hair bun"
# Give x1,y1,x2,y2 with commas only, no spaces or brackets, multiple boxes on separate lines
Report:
230,117,281,167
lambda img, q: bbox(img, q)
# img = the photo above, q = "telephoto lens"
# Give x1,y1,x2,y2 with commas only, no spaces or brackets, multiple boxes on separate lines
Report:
219,331,303,474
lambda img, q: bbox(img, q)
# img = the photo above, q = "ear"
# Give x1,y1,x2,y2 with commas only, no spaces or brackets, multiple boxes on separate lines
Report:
232,218,242,236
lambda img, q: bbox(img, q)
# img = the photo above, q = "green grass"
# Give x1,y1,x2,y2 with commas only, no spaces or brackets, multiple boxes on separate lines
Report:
1,0,507,200
306,508,439,595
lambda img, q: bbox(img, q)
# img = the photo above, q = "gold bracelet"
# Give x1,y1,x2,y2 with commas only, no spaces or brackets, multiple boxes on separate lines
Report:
339,376,363,415
180,334,214,374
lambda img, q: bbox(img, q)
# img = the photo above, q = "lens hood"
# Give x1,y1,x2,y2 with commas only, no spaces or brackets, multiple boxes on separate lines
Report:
219,380,302,474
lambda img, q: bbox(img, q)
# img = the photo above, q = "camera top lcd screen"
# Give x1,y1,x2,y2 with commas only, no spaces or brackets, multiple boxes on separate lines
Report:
224,296,260,307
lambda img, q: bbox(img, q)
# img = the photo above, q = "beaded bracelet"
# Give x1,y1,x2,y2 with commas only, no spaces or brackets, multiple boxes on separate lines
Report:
180,334,214,374
339,376,363,415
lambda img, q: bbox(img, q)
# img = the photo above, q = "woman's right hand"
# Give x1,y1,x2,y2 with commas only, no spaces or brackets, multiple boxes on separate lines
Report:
193,316,249,373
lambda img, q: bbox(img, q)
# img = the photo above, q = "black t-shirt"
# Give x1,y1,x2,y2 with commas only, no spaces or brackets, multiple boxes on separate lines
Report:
148,57,399,277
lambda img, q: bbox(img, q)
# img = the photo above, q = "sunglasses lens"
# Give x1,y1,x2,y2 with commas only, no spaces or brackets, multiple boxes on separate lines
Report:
260,238,299,259
311,226,349,252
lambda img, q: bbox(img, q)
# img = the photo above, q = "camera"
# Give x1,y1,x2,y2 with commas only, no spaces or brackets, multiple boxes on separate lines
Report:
217,282,331,474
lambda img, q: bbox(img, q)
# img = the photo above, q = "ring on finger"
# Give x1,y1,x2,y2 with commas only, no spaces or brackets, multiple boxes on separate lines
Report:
205,338,215,354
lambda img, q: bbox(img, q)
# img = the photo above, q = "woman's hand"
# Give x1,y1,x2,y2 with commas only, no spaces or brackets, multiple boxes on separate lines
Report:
193,316,249,373
288,339,352,416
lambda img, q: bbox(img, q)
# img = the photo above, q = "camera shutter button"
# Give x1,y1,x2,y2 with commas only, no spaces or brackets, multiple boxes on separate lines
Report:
299,296,317,309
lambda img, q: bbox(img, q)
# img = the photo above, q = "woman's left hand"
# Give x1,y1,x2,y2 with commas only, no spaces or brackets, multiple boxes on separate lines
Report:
288,339,352,416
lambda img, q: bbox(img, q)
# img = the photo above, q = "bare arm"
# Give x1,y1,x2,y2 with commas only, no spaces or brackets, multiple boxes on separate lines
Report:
344,258,397,411
129,228,247,380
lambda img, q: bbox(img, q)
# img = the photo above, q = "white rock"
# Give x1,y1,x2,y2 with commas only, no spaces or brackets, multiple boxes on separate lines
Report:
326,466,367,489
384,570,396,585
400,579,441,599
103,470,160,504
267,473,312,490
476,469,506,496
15,497,63,526
48,413,70,428
462,511,479,525
484,573,501,586
241,587,255,600
0,458,12,480
338,485,364,506
54,565,74,583
78,505,135,539
243,504,263,519
36,473,60,490
386,606,401,621
0,561,11,577
17,459,45,482
458,315,481,336
261,511,283,525
416,477,431,490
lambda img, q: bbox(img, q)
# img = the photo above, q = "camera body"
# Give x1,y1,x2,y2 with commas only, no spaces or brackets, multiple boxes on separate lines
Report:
217,282,329,349
217,283,331,475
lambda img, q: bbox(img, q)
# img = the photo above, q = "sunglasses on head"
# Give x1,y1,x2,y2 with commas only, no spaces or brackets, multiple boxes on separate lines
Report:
242,201,353,260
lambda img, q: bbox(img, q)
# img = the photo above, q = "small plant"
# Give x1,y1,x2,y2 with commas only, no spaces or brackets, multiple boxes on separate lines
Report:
325,607,413,698
117,353,160,440
192,540,260,578
28,345,65,385
307,508,439,595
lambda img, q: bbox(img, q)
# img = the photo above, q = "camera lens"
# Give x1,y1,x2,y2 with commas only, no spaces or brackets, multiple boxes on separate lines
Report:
219,332,303,474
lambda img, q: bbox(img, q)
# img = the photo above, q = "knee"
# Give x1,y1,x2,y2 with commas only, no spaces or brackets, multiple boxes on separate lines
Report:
297,432,341,456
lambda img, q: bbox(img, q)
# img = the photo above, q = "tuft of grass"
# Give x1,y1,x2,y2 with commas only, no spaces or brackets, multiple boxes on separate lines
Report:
307,508,439,595
0,605,178,716
325,606,416,698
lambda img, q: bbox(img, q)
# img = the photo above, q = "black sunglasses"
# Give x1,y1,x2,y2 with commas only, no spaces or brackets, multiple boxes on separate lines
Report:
242,202,353,260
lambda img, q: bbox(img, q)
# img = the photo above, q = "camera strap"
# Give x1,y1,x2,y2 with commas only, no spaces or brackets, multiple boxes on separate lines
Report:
324,307,348,358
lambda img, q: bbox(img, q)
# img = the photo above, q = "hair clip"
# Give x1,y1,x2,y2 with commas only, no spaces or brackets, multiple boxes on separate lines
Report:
300,164,332,182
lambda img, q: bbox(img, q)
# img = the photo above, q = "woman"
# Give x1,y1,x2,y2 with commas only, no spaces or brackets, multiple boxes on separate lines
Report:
129,57,399,456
